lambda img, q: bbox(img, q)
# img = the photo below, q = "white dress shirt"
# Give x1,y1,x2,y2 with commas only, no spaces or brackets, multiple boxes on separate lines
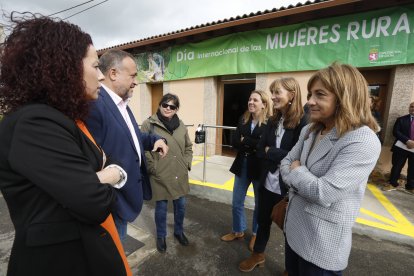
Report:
101,83,142,166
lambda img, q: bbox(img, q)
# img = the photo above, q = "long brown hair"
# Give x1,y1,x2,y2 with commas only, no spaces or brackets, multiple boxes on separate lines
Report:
307,62,380,136
269,77,303,129
241,90,272,126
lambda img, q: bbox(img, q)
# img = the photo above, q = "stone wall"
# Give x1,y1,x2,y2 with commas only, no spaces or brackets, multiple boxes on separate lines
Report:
383,65,414,145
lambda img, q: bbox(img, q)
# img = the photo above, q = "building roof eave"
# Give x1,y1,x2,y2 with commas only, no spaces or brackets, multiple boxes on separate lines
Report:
98,0,363,54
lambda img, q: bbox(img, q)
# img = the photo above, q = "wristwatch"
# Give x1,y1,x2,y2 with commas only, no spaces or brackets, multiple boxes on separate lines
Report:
117,167,126,185
106,164,127,187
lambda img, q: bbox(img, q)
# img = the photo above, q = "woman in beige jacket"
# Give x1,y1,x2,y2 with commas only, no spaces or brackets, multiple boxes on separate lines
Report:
141,93,193,253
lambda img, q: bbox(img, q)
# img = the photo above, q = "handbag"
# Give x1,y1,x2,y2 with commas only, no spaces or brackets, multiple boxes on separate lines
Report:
195,125,205,144
271,196,289,230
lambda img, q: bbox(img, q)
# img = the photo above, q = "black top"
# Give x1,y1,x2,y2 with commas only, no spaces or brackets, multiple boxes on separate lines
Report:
0,104,125,276
230,116,267,180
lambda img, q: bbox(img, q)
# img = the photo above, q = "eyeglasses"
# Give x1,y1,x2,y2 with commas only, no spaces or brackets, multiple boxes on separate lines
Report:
161,103,177,110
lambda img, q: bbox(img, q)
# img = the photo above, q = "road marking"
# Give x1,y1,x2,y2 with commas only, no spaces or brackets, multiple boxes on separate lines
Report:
190,177,414,238
356,184,414,238
190,155,256,196
189,177,253,197
191,156,205,167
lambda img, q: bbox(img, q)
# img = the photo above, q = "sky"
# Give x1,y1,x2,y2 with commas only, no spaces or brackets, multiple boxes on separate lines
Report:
0,0,301,49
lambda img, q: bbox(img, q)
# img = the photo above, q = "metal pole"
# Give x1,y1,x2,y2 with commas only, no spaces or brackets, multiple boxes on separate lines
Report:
197,124,236,183
202,125,207,183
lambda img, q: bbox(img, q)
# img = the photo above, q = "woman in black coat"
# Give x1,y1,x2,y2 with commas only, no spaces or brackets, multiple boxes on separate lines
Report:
221,90,271,251
239,78,307,272
0,15,130,276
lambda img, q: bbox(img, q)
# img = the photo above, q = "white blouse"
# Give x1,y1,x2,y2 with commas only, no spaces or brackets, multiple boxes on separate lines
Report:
265,119,285,194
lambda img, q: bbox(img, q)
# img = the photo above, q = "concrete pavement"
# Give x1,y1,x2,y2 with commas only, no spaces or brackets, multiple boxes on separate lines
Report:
1,155,414,275
129,154,414,275
133,195,414,276
189,155,414,244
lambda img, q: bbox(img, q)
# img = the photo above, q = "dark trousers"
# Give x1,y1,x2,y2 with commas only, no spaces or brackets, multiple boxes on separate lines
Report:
389,147,414,189
253,187,284,253
285,239,342,276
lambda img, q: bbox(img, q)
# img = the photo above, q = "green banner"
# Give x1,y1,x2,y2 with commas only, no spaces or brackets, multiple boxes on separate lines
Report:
136,4,414,83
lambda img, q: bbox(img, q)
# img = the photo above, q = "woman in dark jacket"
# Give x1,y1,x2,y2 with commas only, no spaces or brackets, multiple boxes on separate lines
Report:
221,90,272,251
239,78,306,272
0,15,130,276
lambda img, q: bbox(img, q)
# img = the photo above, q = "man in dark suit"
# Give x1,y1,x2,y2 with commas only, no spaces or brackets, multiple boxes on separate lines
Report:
86,49,168,243
383,102,414,194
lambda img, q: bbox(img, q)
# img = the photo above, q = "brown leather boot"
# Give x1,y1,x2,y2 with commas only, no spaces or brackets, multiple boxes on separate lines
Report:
248,234,256,252
239,252,265,272
220,232,244,241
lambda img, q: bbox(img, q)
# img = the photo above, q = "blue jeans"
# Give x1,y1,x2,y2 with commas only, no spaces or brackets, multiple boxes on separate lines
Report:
232,158,259,234
155,196,186,238
113,215,128,244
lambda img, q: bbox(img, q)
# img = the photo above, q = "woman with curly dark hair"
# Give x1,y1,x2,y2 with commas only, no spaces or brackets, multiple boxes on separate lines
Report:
0,14,131,276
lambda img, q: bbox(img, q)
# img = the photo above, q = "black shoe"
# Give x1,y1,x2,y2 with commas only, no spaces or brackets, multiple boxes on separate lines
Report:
156,237,166,253
174,233,189,246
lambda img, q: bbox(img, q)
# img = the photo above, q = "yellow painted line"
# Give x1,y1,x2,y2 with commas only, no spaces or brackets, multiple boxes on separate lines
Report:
189,179,233,192
356,217,414,238
359,208,400,227
189,177,255,197
222,177,235,191
246,184,254,197
189,177,414,238
367,184,412,226
356,184,414,238
191,160,203,166
191,156,207,167
189,154,254,197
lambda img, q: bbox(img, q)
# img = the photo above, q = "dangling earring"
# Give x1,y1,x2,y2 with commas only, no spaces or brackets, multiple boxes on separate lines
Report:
289,93,294,105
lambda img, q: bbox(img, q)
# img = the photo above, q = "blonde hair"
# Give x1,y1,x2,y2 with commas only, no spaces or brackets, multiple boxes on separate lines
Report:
307,62,380,136
269,77,303,129
242,90,272,126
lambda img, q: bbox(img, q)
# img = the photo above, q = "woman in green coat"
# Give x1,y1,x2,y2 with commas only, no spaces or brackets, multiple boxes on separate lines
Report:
141,93,193,253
